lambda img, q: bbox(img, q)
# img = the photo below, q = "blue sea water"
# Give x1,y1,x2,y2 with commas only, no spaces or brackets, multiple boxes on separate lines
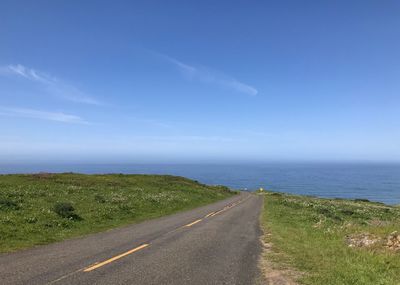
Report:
1,163,399,205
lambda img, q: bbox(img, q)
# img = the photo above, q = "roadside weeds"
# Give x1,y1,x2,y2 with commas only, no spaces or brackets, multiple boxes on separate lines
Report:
258,195,300,285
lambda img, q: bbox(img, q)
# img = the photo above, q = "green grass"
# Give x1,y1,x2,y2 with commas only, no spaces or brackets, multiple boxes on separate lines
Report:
261,192,400,285
0,173,235,253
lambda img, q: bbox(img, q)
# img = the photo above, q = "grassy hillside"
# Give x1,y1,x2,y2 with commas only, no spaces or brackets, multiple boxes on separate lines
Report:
0,173,234,253
260,191,400,285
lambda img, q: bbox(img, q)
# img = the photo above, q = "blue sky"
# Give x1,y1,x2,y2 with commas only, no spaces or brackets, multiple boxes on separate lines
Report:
1,0,399,163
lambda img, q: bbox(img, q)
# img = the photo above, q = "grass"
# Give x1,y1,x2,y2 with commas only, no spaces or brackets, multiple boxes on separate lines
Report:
0,173,235,253
261,191,400,285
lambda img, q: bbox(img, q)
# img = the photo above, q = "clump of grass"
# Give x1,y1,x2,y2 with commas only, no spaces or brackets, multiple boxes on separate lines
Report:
53,202,82,220
0,173,234,253
261,192,400,285
94,194,106,203
0,199,19,211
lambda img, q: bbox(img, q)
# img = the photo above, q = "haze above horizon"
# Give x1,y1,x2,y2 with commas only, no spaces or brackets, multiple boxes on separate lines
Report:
1,1,399,163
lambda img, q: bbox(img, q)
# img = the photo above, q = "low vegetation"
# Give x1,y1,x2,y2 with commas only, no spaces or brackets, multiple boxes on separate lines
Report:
0,173,234,253
261,192,400,285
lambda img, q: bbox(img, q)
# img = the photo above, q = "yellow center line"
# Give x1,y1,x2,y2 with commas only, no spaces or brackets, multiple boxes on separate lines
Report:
208,197,249,217
183,219,202,227
49,196,252,282
83,243,150,272
209,209,224,217
204,211,216,218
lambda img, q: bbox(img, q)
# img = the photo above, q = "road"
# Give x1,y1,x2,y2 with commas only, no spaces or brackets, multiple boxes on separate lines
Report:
0,192,264,285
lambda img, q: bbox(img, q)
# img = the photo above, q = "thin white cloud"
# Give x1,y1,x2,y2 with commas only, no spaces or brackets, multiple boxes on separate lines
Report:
0,107,89,124
160,55,196,76
0,64,101,105
157,54,258,96
220,78,258,97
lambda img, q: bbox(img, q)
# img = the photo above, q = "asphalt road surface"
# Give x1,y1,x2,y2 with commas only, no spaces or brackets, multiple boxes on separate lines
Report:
0,192,264,285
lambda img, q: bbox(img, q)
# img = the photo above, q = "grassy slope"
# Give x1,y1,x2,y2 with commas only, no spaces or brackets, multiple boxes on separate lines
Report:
0,173,234,253
261,192,400,285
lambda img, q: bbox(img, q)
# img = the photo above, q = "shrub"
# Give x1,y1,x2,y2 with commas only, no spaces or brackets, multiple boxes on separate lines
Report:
53,202,81,220
317,207,342,221
355,198,370,203
0,199,19,211
214,185,231,192
341,209,355,216
94,194,106,203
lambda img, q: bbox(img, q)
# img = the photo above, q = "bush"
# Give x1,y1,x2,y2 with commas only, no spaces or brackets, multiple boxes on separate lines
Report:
341,209,355,216
0,199,19,211
355,198,370,203
214,185,231,192
317,207,342,221
94,194,106,203
53,202,81,220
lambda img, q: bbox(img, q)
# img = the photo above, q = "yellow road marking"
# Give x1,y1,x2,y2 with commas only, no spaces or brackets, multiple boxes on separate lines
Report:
209,197,249,217
83,243,149,272
205,211,216,218
210,209,224,217
50,196,252,282
183,219,202,227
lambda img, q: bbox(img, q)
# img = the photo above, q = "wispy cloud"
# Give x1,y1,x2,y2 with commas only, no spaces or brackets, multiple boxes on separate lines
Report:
0,107,89,124
157,53,258,96
0,64,101,105
161,55,197,76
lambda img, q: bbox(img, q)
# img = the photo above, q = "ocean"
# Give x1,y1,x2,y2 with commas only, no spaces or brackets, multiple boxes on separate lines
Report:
1,163,399,205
